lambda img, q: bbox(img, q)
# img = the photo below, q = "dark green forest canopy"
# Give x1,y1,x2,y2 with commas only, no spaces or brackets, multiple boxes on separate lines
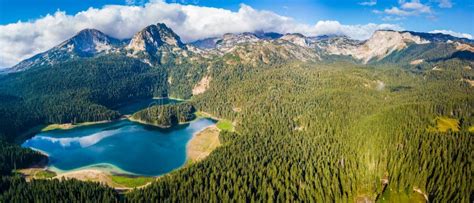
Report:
131,103,196,128
129,59,473,202
0,55,206,141
0,57,473,202
0,176,119,202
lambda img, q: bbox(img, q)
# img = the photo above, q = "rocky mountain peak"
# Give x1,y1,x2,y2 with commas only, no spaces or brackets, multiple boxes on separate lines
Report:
74,28,108,39
11,28,121,71
63,28,119,56
127,23,186,54
371,30,430,44
191,31,283,50
280,33,310,47
216,33,261,51
344,30,430,63
8,24,474,73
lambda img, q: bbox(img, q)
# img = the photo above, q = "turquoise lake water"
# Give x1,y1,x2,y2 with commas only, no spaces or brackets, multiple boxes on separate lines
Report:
22,98,215,176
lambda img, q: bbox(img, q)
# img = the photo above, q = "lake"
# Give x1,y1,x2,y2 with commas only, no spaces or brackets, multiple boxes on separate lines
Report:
22,98,215,176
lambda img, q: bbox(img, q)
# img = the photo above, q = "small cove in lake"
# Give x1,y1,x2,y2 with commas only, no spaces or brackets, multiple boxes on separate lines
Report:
22,98,215,176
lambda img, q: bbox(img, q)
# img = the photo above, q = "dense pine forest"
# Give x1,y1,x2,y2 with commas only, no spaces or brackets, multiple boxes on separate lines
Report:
0,54,473,202
1,176,119,202
127,59,473,202
131,103,196,127
0,54,209,141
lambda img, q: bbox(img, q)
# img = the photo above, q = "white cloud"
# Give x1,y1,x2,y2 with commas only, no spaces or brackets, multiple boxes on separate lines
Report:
309,21,403,40
35,129,119,148
0,1,403,67
381,0,432,16
125,0,145,5
385,7,413,16
400,1,431,13
436,0,453,8
359,0,377,6
429,30,473,39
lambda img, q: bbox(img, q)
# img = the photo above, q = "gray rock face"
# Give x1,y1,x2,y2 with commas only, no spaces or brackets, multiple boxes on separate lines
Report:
11,29,123,71
8,24,474,72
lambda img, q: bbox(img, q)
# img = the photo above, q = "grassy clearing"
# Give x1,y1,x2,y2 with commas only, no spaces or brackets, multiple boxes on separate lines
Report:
196,111,234,132
16,169,56,180
377,188,426,203
36,170,56,179
428,117,460,133
217,120,234,132
41,124,71,132
469,126,474,133
41,121,111,132
110,175,155,188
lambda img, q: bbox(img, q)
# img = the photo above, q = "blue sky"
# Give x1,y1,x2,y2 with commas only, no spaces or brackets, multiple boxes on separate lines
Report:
0,0,473,68
1,0,472,34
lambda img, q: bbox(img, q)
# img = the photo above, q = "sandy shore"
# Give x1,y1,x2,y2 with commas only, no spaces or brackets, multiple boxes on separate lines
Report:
56,169,113,184
186,125,221,163
41,120,114,132
52,124,222,188
41,115,132,132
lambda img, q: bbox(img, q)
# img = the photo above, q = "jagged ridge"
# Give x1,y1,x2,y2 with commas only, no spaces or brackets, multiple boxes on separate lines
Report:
9,24,474,72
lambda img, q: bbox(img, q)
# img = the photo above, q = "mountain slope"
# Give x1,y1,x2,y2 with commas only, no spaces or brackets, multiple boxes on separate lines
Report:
126,23,189,65
314,30,474,64
11,29,124,71
7,23,474,73
1,22,473,203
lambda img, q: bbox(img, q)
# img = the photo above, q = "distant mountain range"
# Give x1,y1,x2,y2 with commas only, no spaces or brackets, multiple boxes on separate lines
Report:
8,23,474,72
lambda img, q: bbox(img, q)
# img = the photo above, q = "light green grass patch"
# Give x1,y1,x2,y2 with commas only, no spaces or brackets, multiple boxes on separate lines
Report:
35,170,56,179
110,175,155,188
377,188,426,203
15,169,56,180
41,124,67,132
41,121,110,132
217,120,234,132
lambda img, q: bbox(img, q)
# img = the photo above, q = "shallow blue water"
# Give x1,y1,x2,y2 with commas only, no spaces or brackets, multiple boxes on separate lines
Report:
22,118,215,176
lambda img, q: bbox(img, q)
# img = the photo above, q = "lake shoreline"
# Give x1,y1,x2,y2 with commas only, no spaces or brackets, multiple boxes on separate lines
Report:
186,125,221,164
20,106,223,191
41,116,130,132
127,116,172,129
41,96,187,132
21,122,220,190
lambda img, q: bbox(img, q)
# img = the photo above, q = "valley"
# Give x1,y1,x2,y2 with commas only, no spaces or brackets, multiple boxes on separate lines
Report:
0,22,472,202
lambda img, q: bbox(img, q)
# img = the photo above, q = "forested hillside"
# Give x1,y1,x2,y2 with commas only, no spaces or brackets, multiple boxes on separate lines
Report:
131,103,196,128
0,55,208,142
0,25,473,202
0,176,119,202
127,59,473,202
0,141,45,176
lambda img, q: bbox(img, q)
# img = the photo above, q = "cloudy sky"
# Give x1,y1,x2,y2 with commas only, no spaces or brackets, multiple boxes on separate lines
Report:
0,0,473,68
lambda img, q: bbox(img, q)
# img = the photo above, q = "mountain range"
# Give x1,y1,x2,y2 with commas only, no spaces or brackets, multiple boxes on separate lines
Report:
8,23,474,72
1,22,473,202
